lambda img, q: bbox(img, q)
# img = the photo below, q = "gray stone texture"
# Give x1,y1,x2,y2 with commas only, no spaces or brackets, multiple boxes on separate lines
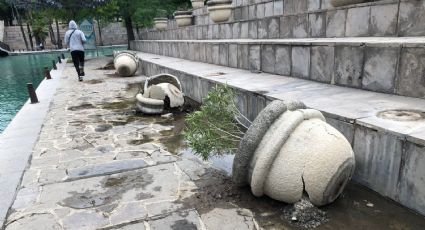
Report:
370,4,398,36
219,44,229,66
279,16,292,38
307,0,321,11
309,12,326,37
353,126,403,199
249,45,261,71
397,48,425,98
310,46,334,84
398,1,425,36
238,44,249,69
229,44,238,68
293,15,309,38
291,46,310,79
335,46,364,88
362,47,398,94
346,6,370,37
326,118,354,145
265,2,274,17
232,22,241,39
249,5,256,19
326,9,346,37
256,3,265,19
284,0,307,14
398,142,425,215
275,45,291,76
274,0,284,16
261,45,276,73
241,22,249,38
258,19,268,39
248,21,258,39
268,17,280,39
212,44,220,65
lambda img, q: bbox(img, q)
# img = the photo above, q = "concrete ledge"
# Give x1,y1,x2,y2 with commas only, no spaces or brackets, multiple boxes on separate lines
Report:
0,60,66,227
134,51,425,216
131,39,425,98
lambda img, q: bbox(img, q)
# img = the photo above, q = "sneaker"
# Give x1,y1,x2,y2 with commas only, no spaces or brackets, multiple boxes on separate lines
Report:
78,76,83,82
81,72,85,76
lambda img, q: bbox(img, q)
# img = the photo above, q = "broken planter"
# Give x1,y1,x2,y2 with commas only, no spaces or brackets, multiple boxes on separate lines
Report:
232,100,355,206
113,51,139,77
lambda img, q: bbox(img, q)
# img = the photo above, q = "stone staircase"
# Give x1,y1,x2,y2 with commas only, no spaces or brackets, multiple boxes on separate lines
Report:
130,0,425,216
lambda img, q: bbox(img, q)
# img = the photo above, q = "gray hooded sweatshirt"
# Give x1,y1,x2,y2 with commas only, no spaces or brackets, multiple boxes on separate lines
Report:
64,20,86,51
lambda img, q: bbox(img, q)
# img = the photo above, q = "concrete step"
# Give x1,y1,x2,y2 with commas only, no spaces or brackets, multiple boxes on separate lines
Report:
133,51,425,216
140,0,425,40
131,38,425,99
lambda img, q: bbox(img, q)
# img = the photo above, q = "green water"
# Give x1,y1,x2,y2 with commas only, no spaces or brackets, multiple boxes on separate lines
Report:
0,46,126,133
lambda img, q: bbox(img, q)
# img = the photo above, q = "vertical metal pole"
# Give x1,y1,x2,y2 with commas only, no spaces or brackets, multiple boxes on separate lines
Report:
27,83,39,104
61,53,65,59
52,60,57,70
44,67,51,80
57,56,62,63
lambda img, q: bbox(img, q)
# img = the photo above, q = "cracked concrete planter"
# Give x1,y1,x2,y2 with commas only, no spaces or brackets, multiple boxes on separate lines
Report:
207,0,233,23
331,0,365,7
191,0,205,9
232,100,355,206
113,51,139,77
154,18,168,31
174,11,193,27
136,94,164,114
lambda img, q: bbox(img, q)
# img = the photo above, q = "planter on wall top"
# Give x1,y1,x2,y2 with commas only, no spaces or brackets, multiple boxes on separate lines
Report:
191,0,205,8
174,11,193,27
232,100,355,206
154,17,168,31
207,0,233,23
331,0,366,7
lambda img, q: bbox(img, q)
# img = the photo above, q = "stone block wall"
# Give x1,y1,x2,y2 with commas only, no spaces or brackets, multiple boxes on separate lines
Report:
140,0,425,40
132,40,425,99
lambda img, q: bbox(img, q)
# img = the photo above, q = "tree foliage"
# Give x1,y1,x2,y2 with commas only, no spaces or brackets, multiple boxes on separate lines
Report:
184,85,251,161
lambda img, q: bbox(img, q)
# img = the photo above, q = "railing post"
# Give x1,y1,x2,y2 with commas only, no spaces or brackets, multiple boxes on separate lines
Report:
52,60,57,70
57,56,62,63
61,53,65,59
27,83,39,104
44,67,51,80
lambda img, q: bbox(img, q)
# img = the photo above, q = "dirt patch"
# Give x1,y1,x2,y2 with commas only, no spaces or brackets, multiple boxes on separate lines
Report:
68,103,96,111
85,79,104,84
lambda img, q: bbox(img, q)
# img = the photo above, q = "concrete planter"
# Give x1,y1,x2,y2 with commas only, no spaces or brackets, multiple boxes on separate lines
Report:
232,100,355,206
331,0,366,7
207,0,233,23
113,51,139,77
174,11,193,27
191,0,205,8
136,94,164,114
154,18,168,31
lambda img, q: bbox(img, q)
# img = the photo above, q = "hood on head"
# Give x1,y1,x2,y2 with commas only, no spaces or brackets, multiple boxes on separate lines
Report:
69,20,78,30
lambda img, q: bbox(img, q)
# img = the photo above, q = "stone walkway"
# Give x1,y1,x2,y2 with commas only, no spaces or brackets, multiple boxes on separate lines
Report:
3,57,425,230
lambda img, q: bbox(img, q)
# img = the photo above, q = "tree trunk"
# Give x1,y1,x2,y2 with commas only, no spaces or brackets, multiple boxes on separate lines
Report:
13,4,29,50
96,17,103,46
26,23,34,51
124,16,135,49
136,27,140,40
55,19,62,49
49,24,57,46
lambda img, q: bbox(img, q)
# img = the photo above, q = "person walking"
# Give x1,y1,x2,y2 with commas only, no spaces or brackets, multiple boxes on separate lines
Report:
65,20,86,81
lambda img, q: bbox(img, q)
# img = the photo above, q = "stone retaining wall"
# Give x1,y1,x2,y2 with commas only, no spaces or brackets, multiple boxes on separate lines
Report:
141,0,425,40
132,39,425,99
0,20,4,42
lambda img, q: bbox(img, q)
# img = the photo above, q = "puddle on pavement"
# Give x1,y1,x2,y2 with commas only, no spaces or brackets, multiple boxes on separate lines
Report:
64,83,425,229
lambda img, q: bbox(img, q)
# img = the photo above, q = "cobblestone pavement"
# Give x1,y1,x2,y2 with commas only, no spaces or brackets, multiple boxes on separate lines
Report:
3,57,425,230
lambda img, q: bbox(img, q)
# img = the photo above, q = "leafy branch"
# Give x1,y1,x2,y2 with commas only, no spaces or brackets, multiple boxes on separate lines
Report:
184,84,250,161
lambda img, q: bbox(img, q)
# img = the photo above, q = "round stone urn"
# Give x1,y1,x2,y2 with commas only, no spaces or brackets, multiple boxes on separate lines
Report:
331,0,365,7
174,11,193,27
113,51,139,77
154,18,168,31
207,0,233,23
232,100,355,206
191,0,205,8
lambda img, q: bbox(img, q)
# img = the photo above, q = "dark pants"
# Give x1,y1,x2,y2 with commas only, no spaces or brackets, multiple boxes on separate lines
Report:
71,50,85,76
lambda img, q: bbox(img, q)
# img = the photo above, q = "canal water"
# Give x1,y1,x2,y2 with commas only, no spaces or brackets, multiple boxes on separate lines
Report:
0,46,125,133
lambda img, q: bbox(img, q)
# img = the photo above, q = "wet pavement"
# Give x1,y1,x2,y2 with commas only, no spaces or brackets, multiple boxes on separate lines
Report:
3,57,425,230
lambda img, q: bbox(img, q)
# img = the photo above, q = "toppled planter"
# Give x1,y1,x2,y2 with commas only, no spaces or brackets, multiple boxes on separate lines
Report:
232,100,355,206
174,10,193,27
191,0,205,8
113,51,139,77
136,74,184,114
154,18,168,30
207,0,233,23
331,0,365,7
